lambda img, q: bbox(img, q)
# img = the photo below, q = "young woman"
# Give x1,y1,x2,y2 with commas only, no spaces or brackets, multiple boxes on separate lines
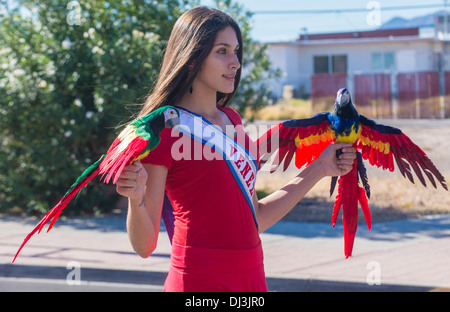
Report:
115,6,356,292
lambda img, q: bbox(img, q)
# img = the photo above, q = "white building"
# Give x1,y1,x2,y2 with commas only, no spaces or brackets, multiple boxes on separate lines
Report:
267,21,450,101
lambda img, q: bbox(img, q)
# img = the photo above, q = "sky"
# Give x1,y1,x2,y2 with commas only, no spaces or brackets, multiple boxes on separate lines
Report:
3,0,448,42
201,0,449,42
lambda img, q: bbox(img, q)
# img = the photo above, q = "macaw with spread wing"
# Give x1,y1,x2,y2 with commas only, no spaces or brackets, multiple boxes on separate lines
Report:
12,106,180,263
257,88,447,258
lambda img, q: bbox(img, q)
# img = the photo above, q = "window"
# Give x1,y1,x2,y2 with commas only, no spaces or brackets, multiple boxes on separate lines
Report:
314,56,329,73
372,52,395,70
384,52,395,70
314,55,347,73
332,55,347,73
371,52,382,70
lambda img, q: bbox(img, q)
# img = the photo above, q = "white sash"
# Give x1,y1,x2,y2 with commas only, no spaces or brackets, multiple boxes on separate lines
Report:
174,107,258,229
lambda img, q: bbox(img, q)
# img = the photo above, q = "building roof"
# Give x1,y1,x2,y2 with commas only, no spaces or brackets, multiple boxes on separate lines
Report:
297,28,419,41
268,27,438,46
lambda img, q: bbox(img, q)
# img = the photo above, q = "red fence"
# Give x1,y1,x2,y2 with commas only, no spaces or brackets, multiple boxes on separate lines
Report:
397,72,440,118
396,73,417,118
310,73,347,111
444,72,450,116
354,73,392,118
310,72,447,118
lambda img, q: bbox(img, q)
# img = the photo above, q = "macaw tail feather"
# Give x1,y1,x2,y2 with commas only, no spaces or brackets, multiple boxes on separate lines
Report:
330,176,338,197
356,152,371,199
12,155,105,263
356,152,372,230
331,163,372,258
331,162,361,258
331,180,342,228
358,186,371,231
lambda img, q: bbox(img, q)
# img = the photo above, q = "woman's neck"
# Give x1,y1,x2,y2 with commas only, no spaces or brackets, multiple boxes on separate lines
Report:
177,88,219,117
177,89,233,130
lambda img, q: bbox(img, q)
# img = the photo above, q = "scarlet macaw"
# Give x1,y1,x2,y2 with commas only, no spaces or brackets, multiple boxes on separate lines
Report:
12,106,180,263
257,88,447,258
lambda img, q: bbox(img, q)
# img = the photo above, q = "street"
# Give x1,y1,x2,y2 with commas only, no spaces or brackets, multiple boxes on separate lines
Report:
0,276,162,292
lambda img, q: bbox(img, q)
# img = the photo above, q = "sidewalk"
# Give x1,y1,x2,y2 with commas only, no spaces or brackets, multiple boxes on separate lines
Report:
1,213,449,292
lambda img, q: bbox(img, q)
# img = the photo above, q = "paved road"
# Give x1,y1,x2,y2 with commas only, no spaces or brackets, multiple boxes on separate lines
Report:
0,276,162,292
1,213,450,292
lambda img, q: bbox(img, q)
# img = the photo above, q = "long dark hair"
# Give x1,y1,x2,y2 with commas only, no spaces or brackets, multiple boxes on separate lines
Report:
137,6,243,118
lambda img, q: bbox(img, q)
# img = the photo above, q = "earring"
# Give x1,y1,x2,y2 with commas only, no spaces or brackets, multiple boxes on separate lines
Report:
189,86,193,94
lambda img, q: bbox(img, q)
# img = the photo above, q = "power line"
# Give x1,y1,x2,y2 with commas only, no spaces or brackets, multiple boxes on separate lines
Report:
252,4,445,15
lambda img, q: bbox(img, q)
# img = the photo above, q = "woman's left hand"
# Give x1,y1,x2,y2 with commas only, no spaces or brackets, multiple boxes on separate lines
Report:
315,143,357,177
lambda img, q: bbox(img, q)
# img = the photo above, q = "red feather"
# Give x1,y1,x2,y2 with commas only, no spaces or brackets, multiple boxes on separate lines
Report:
332,156,371,258
99,136,148,184
257,115,334,173
358,186,371,231
12,133,150,263
12,166,100,263
357,121,447,191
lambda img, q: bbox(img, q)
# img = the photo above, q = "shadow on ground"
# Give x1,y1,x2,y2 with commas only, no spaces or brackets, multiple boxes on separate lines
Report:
283,196,446,224
268,201,450,242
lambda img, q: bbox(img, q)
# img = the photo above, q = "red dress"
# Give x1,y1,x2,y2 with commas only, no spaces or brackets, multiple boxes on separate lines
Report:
141,106,267,292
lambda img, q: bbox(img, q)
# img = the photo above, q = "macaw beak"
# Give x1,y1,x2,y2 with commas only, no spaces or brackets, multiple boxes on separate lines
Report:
337,92,349,107
165,116,180,128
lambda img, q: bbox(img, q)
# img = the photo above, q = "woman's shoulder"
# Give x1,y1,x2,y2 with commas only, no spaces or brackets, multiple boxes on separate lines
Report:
140,128,180,167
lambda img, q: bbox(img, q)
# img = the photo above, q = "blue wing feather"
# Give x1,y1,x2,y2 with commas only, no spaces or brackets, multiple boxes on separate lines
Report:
282,112,329,128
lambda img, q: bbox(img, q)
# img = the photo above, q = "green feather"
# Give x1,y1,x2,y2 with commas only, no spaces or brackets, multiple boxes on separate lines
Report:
130,106,177,150
62,154,106,200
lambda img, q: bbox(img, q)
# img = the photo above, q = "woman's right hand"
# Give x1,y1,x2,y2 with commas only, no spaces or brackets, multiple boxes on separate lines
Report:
115,161,148,201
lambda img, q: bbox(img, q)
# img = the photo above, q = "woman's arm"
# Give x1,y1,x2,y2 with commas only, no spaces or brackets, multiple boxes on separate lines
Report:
254,143,356,233
116,161,168,258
